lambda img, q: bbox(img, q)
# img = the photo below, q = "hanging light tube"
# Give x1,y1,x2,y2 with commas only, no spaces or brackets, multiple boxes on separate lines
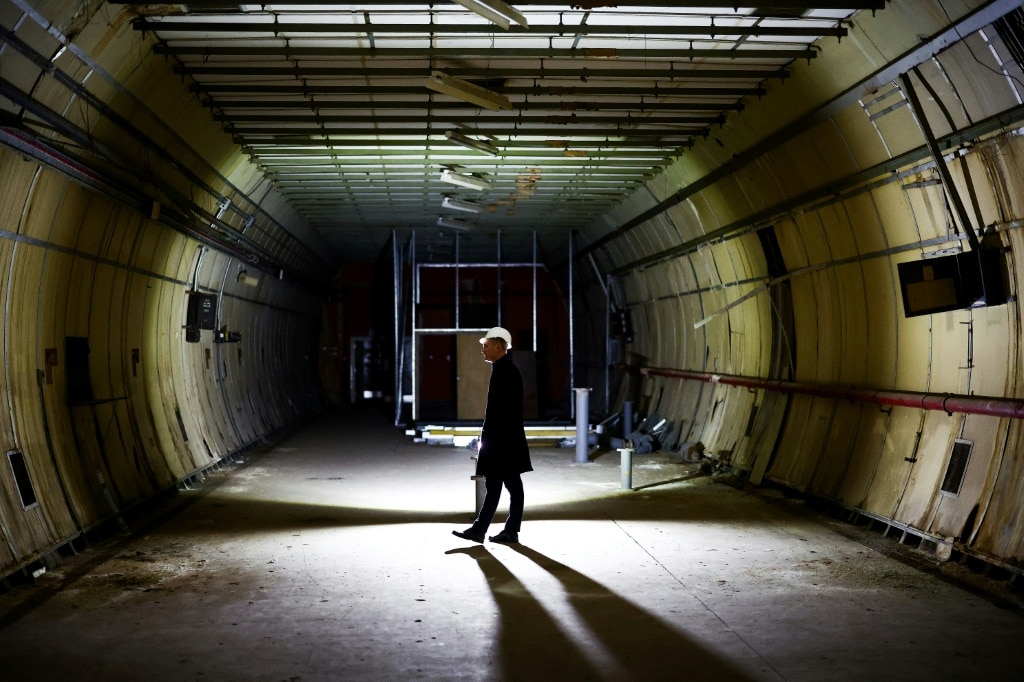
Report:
440,169,492,191
449,0,529,29
437,216,474,231
442,196,483,213
445,130,500,156
426,71,511,112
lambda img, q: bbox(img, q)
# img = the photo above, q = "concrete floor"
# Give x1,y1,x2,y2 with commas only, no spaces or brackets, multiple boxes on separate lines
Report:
1,407,1023,682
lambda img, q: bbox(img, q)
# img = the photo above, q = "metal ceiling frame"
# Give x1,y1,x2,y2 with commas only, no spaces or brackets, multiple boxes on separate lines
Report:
112,1,880,263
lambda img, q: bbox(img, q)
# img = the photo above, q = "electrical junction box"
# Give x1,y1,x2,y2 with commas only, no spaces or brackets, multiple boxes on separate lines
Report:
897,249,1008,318
186,292,217,330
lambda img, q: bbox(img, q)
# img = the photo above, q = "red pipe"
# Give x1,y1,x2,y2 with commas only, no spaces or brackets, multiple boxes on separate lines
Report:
640,367,1024,420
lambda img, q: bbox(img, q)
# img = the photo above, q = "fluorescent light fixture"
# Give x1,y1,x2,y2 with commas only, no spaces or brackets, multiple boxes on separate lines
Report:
450,0,529,29
437,216,474,231
426,71,511,111
440,169,492,191
446,130,500,156
442,196,483,213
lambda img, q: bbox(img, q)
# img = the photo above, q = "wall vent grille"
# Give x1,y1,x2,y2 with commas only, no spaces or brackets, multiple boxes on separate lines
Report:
941,439,973,496
7,449,38,509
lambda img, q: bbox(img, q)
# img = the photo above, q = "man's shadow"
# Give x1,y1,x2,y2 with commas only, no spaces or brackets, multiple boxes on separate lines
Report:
446,546,602,680
508,544,755,680
448,544,754,681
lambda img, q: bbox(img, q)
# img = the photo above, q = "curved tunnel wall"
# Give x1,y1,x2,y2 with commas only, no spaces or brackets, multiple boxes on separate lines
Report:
4,0,1024,580
0,1,335,577
576,0,1024,569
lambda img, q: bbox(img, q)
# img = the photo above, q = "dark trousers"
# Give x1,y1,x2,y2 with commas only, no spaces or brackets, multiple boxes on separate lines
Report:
472,472,524,533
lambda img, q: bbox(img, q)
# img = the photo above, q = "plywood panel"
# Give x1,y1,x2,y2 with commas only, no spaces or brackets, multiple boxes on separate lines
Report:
456,333,489,420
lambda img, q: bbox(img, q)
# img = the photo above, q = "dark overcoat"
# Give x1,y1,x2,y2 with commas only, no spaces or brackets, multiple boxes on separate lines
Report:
476,354,533,477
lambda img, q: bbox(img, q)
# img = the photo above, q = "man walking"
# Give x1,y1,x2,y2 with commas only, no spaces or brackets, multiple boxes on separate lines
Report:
453,326,532,544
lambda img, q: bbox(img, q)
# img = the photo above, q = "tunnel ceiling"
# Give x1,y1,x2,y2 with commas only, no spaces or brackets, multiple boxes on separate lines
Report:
121,1,884,263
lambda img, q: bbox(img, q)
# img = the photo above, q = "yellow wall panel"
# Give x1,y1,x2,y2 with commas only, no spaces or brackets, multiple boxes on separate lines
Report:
860,407,922,517
970,419,1024,559
808,401,864,497
927,415,1001,540
892,413,958,529
19,172,63,241
870,102,925,161
775,218,809,270
966,305,1012,397
766,394,814,487
925,308,972,395
807,270,841,382
901,182,951,243
833,263,870,384
835,409,889,508
831,107,889,172
868,184,917,248
858,259,899,387
843,193,888,255
789,276,819,383
0,152,36,233
782,398,838,489
49,183,93,249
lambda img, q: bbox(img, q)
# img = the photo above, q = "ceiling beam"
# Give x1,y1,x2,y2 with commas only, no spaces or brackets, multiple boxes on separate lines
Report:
235,132,697,145
191,83,767,97
156,45,817,61
238,139,688,149
176,64,790,80
216,112,723,124
115,1,884,8
134,19,847,38
204,100,744,112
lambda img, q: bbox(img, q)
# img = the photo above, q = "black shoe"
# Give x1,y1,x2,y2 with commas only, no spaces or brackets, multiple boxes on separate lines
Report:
489,531,519,544
452,528,485,543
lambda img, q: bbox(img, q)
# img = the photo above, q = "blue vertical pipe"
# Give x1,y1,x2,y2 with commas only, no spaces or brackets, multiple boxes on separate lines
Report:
574,388,591,463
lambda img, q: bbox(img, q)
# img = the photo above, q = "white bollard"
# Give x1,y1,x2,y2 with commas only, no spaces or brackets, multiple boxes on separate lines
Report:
472,475,485,511
574,387,591,463
619,447,633,490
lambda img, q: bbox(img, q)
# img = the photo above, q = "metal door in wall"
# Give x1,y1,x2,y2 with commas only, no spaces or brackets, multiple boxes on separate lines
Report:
456,333,489,421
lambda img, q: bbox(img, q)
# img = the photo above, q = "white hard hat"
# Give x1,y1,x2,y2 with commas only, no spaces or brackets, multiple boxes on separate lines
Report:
479,326,512,348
